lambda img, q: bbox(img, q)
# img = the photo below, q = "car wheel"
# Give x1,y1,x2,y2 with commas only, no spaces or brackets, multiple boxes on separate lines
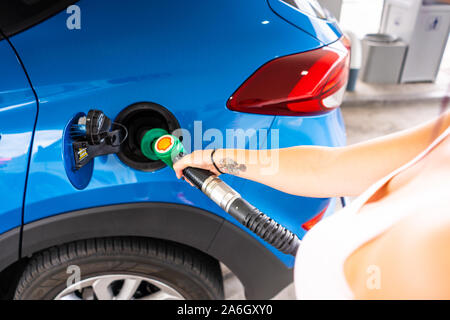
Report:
14,237,224,300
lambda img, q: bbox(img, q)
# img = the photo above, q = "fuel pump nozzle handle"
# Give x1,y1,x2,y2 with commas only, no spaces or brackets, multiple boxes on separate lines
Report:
182,166,300,256
141,130,301,256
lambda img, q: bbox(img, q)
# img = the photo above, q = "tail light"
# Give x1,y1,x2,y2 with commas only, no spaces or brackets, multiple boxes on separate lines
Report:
227,38,349,116
302,204,329,231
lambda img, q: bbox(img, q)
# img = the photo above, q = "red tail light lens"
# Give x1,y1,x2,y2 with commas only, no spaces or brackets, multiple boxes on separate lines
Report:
302,204,329,231
227,38,349,116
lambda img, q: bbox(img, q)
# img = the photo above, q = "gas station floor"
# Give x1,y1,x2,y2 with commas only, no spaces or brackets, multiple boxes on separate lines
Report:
223,98,447,300
341,99,446,145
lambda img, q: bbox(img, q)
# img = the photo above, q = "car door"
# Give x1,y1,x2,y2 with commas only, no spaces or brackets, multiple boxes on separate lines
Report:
0,33,38,269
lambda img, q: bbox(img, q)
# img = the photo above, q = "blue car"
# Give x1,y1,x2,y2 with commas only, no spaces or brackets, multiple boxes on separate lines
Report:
0,0,348,300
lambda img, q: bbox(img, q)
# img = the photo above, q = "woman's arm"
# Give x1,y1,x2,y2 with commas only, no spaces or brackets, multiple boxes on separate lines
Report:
173,110,449,197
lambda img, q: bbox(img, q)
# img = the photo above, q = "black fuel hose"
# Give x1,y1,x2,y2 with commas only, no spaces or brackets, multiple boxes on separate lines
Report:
183,167,300,256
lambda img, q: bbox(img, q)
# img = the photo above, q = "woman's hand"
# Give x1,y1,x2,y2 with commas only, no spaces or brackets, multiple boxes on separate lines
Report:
173,149,223,180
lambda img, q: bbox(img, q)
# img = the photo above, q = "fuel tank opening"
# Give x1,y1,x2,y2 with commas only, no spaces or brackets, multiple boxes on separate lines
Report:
114,102,181,172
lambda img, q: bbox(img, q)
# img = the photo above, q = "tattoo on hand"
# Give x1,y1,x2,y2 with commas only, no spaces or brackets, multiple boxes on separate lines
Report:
218,158,247,175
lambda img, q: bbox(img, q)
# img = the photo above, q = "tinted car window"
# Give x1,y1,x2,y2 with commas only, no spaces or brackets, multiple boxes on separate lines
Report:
0,0,79,39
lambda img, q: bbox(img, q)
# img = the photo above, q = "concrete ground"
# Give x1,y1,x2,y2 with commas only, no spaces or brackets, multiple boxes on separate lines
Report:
223,99,447,300
342,100,446,144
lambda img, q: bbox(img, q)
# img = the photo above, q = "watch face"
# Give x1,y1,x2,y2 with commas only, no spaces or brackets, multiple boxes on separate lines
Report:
155,135,174,154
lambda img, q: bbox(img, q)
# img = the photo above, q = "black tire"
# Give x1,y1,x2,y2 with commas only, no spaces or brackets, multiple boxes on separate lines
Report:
14,237,224,300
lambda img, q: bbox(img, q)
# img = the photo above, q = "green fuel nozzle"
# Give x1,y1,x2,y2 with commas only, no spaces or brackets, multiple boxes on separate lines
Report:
140,128,301,256
140,128,184,168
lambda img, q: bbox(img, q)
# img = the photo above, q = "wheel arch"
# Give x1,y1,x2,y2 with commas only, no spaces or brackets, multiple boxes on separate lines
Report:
11,202,292,299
